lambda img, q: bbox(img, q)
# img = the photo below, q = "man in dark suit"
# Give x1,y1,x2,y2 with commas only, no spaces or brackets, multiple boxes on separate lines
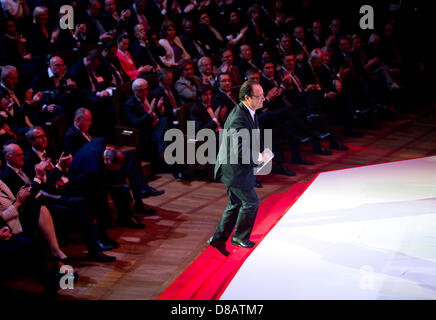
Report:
129,24,165,71
68,49,115,137
64,108,93,156
124,78,168,161
64,108,163,211
208,81,271,256
150,68,180,126
67,137,145,229
212,72,239,123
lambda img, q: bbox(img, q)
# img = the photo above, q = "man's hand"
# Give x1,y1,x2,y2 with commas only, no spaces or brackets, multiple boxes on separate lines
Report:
266,87,280,101
260,150,273,163
96,90,110,97
57,152,73,172
0,226,12,241
34,161,49,180
46,104,58,113
157,97,165,114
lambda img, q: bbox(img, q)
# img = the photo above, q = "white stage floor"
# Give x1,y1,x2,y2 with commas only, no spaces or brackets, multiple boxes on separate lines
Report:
220,156,436,300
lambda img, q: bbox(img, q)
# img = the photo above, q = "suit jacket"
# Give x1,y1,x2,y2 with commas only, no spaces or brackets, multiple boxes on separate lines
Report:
214,102,260,189
0,165,57,198
69,59,109,96
189,101,218,134
212,89,238,121
330,50,366,82
150,85,180,121
68,137,106,182
129,39,165,69
64,125,90,156
123,95,153,129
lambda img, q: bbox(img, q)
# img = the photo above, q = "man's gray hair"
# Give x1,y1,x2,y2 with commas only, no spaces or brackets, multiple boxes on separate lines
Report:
132,78,148,91
25,126,44,142
309,48,324,63
1,65,17,82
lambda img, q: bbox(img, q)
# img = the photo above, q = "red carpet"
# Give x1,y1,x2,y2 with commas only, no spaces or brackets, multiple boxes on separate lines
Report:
158,178,316,300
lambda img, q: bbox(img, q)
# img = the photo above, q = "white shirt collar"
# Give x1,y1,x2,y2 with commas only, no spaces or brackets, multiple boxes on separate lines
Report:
48,67,55,78
32,147,46,160
241,101,256,121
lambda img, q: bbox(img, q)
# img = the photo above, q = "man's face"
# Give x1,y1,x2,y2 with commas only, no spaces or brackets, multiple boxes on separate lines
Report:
221,50,233,65
312,21,322,36
199,13,210,25
6,20,16,35
105,0,116,12
135,24,146,40
246,84,264,111
283,55,296,70
134,82,149,101
31,128,48,151
247,73,260,83
6,145,24,168
3,70,18,90
199,59,212,76
240,45,252,60
90,1,103,17
262,63,275,78
78,111,92,133
280,36,291,50
200,90,212,106
324,51,332,64
183,21,194,34
161,72,173,88
294,27,305,41
331,19,340,34
230,12,238,24
219,74,232,92
50,57,66,78
339,39,350,53
182,63,194,79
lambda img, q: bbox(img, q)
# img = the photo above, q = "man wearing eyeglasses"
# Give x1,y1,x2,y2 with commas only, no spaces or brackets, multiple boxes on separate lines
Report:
208,80,272,256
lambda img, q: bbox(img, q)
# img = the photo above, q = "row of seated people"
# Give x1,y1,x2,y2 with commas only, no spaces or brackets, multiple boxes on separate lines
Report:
0,106,166,295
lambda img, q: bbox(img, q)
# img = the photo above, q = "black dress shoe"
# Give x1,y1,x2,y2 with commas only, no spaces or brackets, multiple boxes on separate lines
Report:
330,142,349,151
141,187,164,198
231,238,255,248
255,180,262,188
134,204,156,215
208,237,230,256
313,146,332,155
118,216,145,229
87,251,116,263
173,171,187,180
96,240,114,252
273,165,296,176
100,236,119,249
291,158,314,165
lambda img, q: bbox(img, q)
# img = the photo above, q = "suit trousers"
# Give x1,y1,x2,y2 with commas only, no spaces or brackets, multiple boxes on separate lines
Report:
214,186,259,243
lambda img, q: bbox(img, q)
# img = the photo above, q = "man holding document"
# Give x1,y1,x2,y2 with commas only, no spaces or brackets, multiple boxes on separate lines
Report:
208,80,273,256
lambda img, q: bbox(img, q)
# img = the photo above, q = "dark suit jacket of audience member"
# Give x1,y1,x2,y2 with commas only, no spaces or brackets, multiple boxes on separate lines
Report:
100,10,128,35
101,55,131,86
69,59,109,96
0,165,60,198
150,84,180,121
22,148,65,196
64,125,89,156
197,25,225,52
0,86,31,135
123,94,153,130
330,50,367,82
190,101,218,134
212,89,238,121
129,39,165,69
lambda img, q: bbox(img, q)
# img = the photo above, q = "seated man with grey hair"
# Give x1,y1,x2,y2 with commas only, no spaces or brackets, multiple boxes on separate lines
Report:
124,78,168,164
198,56,215,88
